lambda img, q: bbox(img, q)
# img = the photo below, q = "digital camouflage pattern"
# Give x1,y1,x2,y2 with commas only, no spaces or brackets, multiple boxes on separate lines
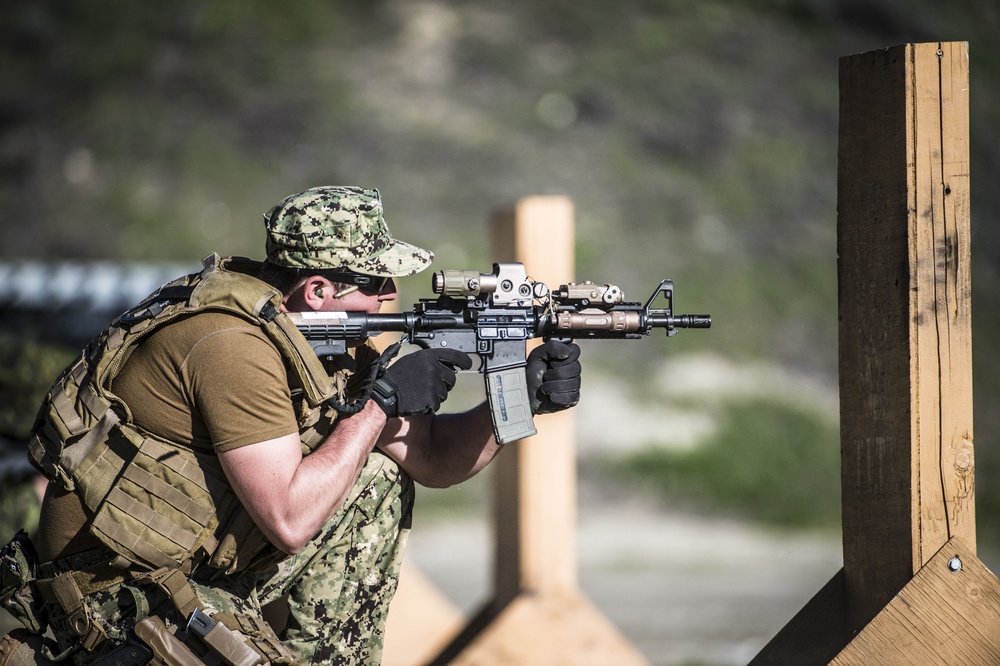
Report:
39,548,166,664
255,452,414,665
31,453,413,665
264,186,433,277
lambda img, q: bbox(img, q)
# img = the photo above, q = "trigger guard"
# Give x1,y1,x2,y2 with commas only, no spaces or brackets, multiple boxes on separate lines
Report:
410,339,480,372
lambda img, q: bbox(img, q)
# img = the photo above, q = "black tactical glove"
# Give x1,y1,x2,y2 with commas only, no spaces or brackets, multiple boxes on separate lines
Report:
373,348,473,418
526,340,582,415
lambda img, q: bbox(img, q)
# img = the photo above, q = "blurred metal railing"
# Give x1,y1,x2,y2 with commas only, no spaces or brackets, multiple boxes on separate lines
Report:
0,260,194,347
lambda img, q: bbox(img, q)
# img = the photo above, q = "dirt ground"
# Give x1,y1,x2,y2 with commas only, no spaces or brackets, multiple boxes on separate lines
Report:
405,494,843,666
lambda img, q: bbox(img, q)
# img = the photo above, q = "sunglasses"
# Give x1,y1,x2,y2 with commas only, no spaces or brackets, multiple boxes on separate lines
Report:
325,272,392,293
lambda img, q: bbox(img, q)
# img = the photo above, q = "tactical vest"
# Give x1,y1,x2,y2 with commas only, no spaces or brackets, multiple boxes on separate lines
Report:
28,254,357,576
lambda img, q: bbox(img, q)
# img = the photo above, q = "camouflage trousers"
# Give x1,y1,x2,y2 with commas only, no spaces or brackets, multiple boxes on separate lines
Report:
37,452,414,666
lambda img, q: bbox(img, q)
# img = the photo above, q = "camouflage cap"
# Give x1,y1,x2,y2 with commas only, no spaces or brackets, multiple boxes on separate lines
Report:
263,186,433,277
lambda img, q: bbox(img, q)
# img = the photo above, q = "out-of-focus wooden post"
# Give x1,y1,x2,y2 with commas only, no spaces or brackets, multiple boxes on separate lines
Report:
490,196,578,605
427,196,648,666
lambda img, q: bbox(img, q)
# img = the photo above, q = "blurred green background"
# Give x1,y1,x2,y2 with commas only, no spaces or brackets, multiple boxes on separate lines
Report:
2,0,999,561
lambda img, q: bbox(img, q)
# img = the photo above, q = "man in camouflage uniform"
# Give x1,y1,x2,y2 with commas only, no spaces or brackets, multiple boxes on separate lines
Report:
0,186,583,666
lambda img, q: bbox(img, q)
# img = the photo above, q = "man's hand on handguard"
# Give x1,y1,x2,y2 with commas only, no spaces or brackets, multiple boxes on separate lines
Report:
526,340,582,414
375,348,473,417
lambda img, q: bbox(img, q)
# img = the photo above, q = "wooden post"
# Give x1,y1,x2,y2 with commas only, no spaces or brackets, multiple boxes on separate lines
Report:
428,196,648,666
490,196,579,605
838,39,975,626
752,42,1000,664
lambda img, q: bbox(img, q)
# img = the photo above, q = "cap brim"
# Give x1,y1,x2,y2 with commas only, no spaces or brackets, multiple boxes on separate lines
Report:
346,239,434,277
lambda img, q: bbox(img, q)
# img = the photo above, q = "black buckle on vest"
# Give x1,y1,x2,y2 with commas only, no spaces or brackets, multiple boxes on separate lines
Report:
118,285,195,325
259,302,279,323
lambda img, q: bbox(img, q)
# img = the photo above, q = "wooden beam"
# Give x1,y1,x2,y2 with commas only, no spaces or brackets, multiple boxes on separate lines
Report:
837,46,914,623
429,195,648,666
753,41,978,663
909,42,974,566
490,195,578,603
831,539,1000,664
838,41,973,629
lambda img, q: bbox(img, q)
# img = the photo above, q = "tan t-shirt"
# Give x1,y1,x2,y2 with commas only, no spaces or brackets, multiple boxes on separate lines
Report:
38,312,299,561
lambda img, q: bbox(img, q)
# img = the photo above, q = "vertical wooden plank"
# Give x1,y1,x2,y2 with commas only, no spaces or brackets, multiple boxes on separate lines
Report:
838,41,972,629
939,42,975,549
838,43,916,628
909,42,974,567
490,196,577,603
754,41,974,663
432,195,646,665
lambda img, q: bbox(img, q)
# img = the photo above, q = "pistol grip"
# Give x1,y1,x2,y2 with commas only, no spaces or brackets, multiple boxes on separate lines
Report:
484,366,537,444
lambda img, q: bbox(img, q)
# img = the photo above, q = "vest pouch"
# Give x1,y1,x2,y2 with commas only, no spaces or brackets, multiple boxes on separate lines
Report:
203,474,284,575
295,403,338,455
0,530,48,634
204,515,281,576
90,435,219,572
28,354,108,491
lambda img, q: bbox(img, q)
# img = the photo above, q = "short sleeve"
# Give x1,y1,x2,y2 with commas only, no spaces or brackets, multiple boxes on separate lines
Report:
181,326,300,452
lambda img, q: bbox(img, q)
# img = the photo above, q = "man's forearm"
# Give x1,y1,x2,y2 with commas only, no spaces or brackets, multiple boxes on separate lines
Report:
295,400,388,526
377,402,499,488
222,399,387,555
430,403,500,484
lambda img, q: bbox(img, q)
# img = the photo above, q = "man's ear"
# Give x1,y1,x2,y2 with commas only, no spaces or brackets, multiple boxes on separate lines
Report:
300,275,331,311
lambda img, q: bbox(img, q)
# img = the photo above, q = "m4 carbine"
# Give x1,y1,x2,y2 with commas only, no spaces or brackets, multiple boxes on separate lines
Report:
288,262,711,444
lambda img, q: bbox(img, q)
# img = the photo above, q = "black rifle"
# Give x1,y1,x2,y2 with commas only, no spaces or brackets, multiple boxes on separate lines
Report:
289,262,710,444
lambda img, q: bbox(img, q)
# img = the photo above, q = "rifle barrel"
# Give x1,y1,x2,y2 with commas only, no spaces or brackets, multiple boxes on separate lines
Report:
650,314,712,329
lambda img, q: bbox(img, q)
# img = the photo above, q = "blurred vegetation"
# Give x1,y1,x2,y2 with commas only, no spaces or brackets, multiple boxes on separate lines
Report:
0,333,75,438
0,334,70,622
606,398,841,529
2,0,999,542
